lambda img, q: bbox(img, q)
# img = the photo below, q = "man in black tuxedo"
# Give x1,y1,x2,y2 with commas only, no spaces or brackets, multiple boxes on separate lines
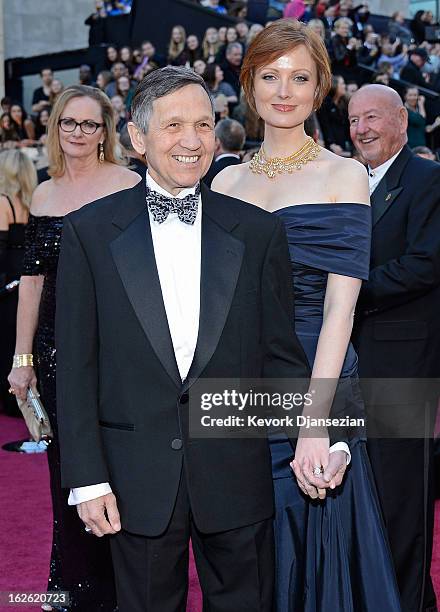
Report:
203,118,244,187
56,67,346,611
349,84,440,612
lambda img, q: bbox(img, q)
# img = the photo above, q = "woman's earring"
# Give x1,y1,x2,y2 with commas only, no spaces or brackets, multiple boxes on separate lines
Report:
99,142,105,164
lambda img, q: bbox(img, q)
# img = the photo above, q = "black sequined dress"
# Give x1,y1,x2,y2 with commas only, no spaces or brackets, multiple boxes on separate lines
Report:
22,214,117,611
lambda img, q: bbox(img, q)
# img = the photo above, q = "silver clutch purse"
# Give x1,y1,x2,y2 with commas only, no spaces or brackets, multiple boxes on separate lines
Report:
16,387,53,443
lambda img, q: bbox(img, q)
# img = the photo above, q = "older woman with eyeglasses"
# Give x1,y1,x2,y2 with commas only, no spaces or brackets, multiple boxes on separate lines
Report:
7,85,140,612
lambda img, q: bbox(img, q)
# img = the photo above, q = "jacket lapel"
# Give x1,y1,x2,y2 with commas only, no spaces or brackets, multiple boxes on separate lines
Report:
183,184,244,389
110,181,181,388
371,145,412,227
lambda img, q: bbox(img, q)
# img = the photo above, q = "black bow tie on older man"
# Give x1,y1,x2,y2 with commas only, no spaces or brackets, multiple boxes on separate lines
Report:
146,184,200,225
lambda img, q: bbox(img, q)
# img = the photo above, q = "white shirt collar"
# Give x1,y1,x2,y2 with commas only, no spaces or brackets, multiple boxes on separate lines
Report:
146,171,198,200
368,148,403,180
215,153,240,162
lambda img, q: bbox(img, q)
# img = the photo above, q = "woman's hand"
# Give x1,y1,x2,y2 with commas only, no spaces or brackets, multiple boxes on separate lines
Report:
7,366,37,401
291,434,330,500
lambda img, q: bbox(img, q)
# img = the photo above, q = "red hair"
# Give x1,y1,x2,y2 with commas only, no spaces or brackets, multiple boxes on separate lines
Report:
240,19,332,112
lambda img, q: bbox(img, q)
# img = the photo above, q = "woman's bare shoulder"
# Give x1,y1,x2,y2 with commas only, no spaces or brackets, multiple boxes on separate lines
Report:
29,180,54,215
210,162,250,197
319,150,370,205
107,165,142,189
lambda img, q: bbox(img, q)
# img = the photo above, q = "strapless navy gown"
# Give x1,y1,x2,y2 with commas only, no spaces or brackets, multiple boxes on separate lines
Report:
270,204,401,611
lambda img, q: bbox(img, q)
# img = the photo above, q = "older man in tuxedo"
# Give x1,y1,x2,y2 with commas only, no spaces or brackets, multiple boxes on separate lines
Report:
55,67,348,612
349,84,440,612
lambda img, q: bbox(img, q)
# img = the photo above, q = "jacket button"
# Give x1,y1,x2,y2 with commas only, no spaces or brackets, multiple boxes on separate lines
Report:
179,393,189,405
171,438,183,450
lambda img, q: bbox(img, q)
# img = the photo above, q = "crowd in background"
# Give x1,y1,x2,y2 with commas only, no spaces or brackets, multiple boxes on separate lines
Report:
2,0,440,164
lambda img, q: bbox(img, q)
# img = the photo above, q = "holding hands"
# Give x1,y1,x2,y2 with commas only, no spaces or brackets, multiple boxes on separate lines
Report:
291,434,347,500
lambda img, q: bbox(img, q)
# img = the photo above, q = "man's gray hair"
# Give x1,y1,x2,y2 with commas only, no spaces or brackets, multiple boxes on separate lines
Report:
226,42,243,55
215,118,246,152
131,66,214,133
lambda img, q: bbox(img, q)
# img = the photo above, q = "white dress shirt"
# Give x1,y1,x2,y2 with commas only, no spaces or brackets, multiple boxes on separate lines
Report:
368,148,403,194
69,173,348,505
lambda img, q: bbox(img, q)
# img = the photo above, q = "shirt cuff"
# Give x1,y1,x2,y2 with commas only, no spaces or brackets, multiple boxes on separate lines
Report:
329,442,351,465
68,483,112,506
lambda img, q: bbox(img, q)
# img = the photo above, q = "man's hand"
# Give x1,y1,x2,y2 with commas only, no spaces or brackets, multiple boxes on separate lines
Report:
323,450,348,489
77,492,121,537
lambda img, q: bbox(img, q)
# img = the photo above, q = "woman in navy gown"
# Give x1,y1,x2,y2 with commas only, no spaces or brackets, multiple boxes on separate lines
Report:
212,19,402,612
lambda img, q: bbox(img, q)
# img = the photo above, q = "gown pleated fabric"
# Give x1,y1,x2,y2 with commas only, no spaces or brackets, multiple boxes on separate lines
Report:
22,214,117,611
270,203,402,612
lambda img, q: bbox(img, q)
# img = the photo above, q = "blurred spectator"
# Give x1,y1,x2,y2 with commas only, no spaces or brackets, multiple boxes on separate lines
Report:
423,43,440,75
404,86,440,147
105,62,130,97
111,94,127,132
168,25,187,65
133,41,163,80
34,109,50,142
1,98,12,114
400,48,430,89
388,11,413,46
377,37,407,78
96,70,113,91
226,26,239,44
218,26,227,44
10,104,35,142
284,0,306,20
0,149,36,416
201,0,227,14
331,18,361,83
49,79,65,108
359,31,381,66
203,118,245,187
412,145,437,161
120,45,134,72
317,75,352,156
322,5,338,32
0,114,20,147
118,124,146,176
221,42,243,96
202,28,221,63
307,19,326,41
105,44,119,69
203,63,238,105
346,80,359,98
31,67,53,114
115,75,134,110
372,71,390,86
411,10,427,45
228,1,247,19
247,23,264,46
267,0,289,20
236,22,249,46
79,64,95,86
193,59,207,76
184,35,203,67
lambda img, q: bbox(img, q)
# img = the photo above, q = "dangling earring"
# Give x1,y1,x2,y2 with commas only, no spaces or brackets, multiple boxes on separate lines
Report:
98,142,105,163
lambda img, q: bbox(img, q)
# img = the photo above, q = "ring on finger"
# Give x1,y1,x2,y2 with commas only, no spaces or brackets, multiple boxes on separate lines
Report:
313,465,323,476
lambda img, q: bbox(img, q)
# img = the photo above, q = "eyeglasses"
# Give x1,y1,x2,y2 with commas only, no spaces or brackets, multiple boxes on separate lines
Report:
58,118,105,134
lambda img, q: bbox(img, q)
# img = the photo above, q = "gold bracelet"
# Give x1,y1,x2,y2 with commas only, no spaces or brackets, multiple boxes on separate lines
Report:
12,353,34,368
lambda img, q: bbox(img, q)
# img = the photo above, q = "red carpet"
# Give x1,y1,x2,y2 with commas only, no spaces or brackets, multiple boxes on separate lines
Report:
0,413,439,611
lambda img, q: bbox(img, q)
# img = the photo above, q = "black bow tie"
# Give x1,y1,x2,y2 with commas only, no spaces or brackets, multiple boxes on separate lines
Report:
146,184,200,225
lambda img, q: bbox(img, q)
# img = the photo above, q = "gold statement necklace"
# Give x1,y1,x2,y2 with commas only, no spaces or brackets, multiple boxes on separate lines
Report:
249,136,321,179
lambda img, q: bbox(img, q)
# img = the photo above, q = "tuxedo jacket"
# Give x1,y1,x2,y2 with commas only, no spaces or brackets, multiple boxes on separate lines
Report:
353,145,440,380
55,180,310,537
203,155,241,188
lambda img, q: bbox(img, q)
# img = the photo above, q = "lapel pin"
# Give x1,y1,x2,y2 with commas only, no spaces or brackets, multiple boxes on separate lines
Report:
385,193,392,201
